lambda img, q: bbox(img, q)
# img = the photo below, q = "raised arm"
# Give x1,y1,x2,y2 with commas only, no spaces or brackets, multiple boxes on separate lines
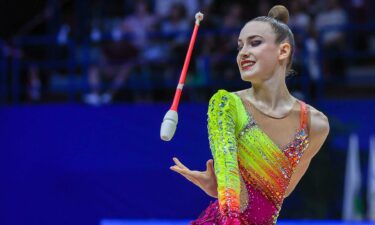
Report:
207,90,241,224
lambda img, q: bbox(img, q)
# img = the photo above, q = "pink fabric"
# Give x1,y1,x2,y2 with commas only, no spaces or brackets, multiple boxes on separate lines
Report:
190,178,279,225
190,93,310,225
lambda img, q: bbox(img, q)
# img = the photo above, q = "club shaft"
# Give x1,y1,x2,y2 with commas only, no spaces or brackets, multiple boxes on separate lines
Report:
171,23,200,111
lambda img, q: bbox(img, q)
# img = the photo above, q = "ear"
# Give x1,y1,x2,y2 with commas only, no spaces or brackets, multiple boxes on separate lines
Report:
278,42,291,61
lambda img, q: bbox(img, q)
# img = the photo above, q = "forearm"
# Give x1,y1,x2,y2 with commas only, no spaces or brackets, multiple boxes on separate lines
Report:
208,90,241,217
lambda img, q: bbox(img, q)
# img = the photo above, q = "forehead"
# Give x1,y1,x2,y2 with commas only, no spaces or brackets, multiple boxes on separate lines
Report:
238,21,275,41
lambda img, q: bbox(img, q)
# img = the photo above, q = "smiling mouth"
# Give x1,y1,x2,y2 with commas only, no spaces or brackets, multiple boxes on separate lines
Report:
241,60,256,70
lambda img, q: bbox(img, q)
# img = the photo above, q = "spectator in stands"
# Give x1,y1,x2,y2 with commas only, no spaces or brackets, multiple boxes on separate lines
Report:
349,0,370,52
83,0,158,105
211,3,244,82
27,64,41,101
288,1,311,75
289,0,311,32
160,2,190,84
315,0,348,78
154,0,199,19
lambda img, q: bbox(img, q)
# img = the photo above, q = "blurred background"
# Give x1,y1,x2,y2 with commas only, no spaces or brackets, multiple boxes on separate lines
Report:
0,0,375,224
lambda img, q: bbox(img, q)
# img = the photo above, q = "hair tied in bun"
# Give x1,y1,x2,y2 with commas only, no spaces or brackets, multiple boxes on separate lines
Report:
268,5,289,24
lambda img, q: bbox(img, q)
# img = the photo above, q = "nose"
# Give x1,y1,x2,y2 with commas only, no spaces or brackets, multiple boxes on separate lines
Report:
238,46,250,59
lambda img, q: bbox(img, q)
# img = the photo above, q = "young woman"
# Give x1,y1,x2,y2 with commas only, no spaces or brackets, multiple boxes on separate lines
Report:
170,5,329,225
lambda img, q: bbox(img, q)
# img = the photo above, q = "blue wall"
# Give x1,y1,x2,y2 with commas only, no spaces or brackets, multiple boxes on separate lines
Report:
320,99,375,150
0,103,212,225
0,100,374,225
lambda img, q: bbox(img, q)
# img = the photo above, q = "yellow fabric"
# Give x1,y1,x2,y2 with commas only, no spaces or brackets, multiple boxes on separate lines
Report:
207,89,309,220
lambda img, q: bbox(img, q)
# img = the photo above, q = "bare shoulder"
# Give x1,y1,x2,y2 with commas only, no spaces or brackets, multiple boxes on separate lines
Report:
304,104,330,159
308,104,330,135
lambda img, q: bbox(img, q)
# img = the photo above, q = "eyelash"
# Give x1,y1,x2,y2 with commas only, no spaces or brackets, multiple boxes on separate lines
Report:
250,40,262,47
237,40,262,51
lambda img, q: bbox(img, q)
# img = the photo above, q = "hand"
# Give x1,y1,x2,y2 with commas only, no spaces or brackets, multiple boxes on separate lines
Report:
170,157,218,198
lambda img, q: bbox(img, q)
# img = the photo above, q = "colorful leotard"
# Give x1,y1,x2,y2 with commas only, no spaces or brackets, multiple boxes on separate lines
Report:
190,89,309,225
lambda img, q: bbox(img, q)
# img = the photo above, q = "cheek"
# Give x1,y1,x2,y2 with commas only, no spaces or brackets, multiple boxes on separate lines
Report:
236,54,241,66
257,46,278,66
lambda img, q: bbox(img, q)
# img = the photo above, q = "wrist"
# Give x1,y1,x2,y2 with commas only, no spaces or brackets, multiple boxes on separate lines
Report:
207,192,218,198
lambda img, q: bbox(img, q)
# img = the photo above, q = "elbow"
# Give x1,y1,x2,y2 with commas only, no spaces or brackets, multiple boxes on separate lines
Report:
284,186,295,198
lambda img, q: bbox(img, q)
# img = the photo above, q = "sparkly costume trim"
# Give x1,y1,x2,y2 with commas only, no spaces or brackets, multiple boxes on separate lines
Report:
207,90,241,218
193,90,309,225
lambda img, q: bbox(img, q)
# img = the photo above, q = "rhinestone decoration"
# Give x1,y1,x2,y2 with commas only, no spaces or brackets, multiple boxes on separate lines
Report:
191,90,310,225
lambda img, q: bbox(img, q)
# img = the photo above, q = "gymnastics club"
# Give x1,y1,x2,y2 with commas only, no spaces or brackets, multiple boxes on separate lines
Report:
160,12,204,141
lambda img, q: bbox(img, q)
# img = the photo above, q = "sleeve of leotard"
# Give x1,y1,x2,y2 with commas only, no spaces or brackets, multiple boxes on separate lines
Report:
207,89,241,225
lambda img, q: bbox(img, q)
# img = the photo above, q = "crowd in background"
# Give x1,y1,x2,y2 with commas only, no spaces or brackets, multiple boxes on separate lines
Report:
2,1,375,221
2,0,374,105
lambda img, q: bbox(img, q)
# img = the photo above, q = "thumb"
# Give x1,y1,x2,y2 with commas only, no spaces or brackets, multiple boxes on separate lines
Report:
206,159,214,174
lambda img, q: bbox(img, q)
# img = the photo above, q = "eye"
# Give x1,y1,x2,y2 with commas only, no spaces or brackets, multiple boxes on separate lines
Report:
237,45,243,51
250,40,262,47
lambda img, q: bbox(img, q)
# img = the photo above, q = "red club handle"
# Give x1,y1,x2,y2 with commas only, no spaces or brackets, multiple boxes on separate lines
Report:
170,12,204,111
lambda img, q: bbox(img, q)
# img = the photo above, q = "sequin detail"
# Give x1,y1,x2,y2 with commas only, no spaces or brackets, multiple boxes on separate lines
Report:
206,90,241,218
190,90,310,225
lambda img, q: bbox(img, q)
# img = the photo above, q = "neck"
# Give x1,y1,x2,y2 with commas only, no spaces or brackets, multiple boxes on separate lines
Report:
248,68,294,112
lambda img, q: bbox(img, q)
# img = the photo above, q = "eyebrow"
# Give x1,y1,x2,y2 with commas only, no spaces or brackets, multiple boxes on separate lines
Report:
238,35,263,43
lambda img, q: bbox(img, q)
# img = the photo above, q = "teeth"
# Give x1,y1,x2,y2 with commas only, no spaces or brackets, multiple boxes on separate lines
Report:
243,62,255,67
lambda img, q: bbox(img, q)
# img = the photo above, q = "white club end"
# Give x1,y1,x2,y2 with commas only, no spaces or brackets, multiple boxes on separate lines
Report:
195,12,204,25
160,110,179,141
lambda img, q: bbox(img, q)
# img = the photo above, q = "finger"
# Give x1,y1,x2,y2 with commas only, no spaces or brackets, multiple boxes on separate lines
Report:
170,166,199,181
172,157,190,170
170,165,184,174
172,157,189,169
170,165,190,176
170,166,200,184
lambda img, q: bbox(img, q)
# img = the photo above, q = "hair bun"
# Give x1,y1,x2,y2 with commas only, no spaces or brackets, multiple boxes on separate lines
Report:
268,5,289,24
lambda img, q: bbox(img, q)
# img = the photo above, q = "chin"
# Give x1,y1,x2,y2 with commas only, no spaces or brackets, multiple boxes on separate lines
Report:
240,71,258,82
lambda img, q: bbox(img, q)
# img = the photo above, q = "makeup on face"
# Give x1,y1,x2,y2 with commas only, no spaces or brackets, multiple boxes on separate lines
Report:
237,35,264,71
236,22,281,81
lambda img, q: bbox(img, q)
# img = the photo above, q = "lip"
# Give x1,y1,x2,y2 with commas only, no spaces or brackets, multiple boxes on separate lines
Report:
240,59,256,70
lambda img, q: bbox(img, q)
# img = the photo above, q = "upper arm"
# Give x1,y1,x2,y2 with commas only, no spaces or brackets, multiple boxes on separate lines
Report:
285,106,330,197
304,106,330,159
